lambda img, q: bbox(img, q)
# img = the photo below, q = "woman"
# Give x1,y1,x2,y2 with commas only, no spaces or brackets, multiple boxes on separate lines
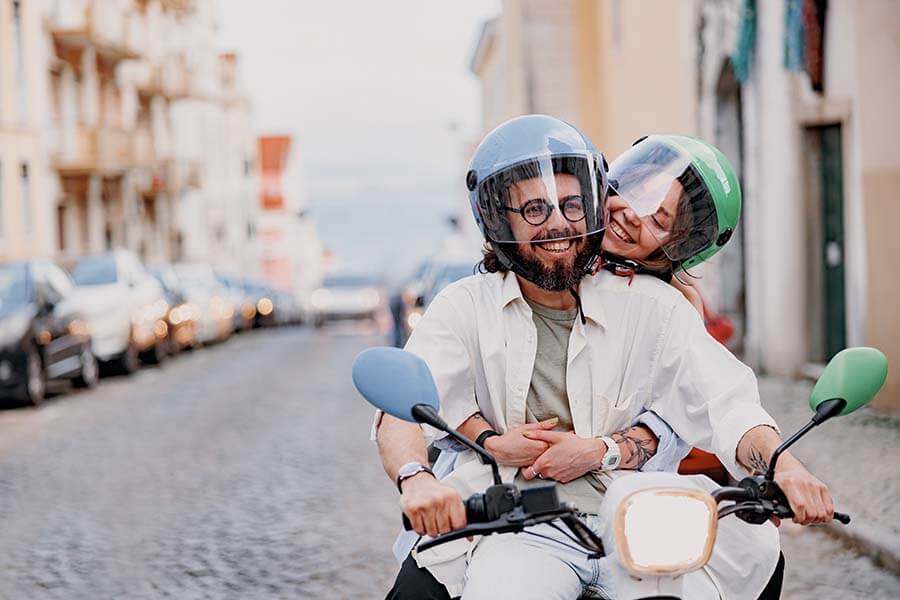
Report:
598,134,743,484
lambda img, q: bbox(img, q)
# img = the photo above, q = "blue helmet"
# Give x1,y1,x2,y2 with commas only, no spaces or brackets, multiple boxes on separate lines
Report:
465,115,608,285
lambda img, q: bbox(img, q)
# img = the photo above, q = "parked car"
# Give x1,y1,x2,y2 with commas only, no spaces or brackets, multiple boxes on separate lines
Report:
0,260,98,405
173,265,234,345
215,273,257,332
309,273,386,327
151,267,200,354
70,250,168,372
241,279,277,328
402,259,476,342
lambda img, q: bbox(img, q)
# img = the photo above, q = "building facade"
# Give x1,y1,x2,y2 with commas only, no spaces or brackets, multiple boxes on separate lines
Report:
0,0,261,275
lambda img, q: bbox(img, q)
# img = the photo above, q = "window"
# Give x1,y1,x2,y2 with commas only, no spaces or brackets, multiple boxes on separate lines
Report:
12,0,27,124
20,162,31,235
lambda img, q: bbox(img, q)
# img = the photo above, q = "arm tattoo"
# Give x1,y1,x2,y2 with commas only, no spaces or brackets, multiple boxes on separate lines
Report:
746,445,769,475
611,426,658,470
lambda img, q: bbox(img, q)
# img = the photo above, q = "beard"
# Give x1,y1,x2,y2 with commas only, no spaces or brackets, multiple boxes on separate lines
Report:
506,230,600,291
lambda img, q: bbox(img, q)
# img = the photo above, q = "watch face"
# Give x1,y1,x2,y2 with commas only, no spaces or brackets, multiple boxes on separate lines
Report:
399,462,424,478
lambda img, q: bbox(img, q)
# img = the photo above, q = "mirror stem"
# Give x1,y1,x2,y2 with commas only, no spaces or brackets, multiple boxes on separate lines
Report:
411,404,502,485
765,398,847,480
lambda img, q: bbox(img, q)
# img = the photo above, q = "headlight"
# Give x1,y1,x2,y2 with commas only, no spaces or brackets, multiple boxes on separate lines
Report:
67,319,89,337
257,297,274,316
614,488,717,577
406,310,422,330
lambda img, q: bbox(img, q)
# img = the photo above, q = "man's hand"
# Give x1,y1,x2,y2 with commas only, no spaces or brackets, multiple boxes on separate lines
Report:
400,473,467,537
520,430,605,483
482,418,559,467
773,453,834,525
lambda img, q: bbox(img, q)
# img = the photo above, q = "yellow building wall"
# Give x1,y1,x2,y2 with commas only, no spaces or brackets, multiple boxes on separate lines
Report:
576,0,698,159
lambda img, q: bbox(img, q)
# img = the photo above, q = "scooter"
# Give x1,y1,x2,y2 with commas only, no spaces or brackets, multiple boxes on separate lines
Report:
353,346,888,599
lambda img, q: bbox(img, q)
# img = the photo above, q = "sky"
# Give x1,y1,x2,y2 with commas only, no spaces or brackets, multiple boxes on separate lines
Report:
215,1,500,276
219,0,499,199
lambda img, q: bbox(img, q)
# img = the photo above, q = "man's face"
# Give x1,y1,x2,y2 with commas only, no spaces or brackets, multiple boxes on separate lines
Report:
505,173,597,291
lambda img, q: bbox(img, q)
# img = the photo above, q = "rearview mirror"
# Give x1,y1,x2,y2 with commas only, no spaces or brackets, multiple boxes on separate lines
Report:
352,347,440,423
810,347,888,417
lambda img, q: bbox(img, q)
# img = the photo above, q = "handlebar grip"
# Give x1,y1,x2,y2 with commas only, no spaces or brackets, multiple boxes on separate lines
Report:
402,513,413,531
834,512,851,525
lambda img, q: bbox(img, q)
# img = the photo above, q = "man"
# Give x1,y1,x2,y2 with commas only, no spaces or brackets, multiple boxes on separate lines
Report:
375,115,832,599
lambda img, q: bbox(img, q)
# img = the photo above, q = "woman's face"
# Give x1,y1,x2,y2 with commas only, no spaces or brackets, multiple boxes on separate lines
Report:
601,179,684,260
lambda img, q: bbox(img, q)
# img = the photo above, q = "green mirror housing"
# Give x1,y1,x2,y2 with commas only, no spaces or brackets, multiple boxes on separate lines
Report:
810,347,888,416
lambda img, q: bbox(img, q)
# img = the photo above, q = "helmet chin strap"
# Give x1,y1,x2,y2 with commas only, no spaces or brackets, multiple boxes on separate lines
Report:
599,251,672,283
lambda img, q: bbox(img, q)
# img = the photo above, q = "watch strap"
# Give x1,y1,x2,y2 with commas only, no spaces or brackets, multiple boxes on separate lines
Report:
598,435,621,470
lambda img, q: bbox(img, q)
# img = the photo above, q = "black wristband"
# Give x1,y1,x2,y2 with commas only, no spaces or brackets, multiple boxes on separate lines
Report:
397,465,434,494
475,430,501,464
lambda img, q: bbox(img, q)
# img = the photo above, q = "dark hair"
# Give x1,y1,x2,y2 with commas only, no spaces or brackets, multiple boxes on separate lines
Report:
476,243,508,274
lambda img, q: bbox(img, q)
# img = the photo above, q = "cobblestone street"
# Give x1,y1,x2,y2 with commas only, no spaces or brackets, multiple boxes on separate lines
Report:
0,325,896,599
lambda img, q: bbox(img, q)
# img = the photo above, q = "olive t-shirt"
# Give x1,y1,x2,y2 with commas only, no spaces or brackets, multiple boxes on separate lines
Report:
513,298,606,514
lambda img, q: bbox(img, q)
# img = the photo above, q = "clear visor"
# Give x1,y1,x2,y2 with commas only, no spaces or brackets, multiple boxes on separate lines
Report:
608,142,718,262
476,154,606,244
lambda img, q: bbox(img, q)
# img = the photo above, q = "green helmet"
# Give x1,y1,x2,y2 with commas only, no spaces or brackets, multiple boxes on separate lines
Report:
607,134,741,270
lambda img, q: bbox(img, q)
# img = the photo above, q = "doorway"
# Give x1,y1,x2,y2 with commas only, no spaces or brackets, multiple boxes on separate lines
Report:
804,124,846,362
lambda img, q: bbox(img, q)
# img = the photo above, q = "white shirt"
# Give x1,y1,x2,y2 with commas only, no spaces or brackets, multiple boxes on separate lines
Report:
373,270,780,597
391,270,776,484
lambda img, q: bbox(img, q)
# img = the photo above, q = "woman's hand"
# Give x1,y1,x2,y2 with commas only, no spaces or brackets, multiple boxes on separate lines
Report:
484,418,559,467
520,430,605,483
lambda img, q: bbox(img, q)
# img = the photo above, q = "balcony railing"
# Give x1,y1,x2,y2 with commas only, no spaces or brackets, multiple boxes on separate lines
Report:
52,125,131,175
49,0,140,62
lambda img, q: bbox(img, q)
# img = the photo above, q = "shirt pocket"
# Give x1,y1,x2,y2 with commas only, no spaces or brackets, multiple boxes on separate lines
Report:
597,392,641,435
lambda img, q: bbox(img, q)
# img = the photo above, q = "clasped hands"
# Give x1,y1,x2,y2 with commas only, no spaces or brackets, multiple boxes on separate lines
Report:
483,417,607,483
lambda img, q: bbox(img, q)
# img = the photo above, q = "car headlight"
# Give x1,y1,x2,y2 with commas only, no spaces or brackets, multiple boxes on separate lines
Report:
406,310,422,330
257,297,274,316
614,488,717,577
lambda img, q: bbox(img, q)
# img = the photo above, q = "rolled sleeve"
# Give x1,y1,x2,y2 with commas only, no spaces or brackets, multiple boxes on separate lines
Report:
712,404,779,479
649,300,781,481
634,411,692,472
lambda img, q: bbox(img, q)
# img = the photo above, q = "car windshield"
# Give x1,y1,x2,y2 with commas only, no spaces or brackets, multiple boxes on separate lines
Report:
322,274,377,288
71,255,118,285
0,263,29,307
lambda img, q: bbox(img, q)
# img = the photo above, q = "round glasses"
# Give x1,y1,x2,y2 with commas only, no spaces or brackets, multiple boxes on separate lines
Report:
504,196,586,226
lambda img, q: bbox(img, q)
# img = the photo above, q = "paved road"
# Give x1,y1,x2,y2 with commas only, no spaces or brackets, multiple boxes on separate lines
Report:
0,324,896,599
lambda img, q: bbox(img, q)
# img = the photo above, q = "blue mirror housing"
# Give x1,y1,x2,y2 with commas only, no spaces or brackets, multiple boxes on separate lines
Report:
352,347,441,422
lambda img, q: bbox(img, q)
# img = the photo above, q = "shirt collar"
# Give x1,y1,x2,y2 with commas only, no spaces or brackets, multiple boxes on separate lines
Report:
497,272,607,328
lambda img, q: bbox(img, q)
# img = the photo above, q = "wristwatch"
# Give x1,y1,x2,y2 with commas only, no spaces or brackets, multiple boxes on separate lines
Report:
396,462,434,493
598,436,621,471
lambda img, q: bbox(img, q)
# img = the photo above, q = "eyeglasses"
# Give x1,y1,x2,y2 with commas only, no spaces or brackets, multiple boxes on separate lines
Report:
504,196,586,226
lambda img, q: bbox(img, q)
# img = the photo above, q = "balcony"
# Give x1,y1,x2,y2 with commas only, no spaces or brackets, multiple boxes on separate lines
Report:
52,125,131,175
131,126,155,168
133,57,191,99
49,0,140,63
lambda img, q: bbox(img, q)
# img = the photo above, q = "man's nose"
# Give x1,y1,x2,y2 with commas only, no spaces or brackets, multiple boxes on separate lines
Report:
544,202,569,229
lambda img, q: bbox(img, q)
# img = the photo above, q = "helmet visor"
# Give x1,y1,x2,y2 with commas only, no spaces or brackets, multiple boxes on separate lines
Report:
475,153,606,244
608,141,719,263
